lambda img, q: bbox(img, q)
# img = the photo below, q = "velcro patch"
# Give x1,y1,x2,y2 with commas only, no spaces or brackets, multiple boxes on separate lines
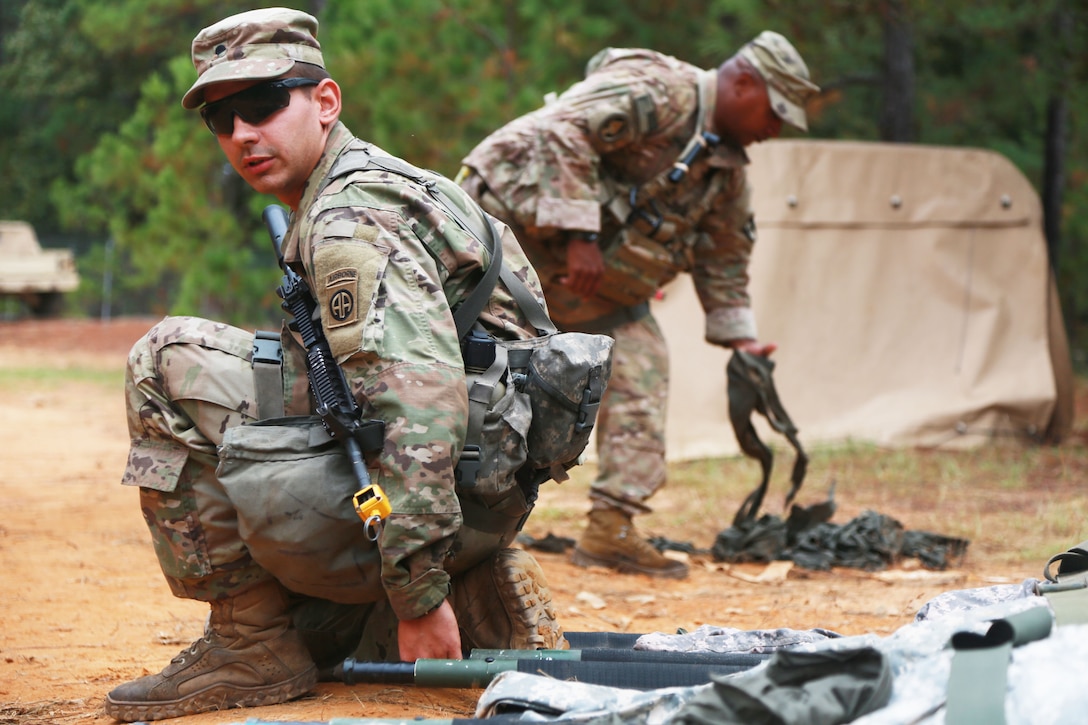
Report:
633,94,658,134
313,241,387,359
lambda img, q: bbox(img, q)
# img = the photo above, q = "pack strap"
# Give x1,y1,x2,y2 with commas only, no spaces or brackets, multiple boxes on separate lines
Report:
498,264,555,335
1036,540,1088,626
327,147,555,339
604,68,720,240
457,337,509,489
251,330,285,419
1043,539,1088,584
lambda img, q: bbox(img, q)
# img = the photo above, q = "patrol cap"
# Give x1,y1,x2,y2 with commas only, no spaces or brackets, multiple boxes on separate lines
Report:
738,31,820,131
182,7,325,110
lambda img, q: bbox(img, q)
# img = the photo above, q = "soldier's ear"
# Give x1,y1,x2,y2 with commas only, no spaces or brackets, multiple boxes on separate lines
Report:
315,79,342,124
733,69,760,96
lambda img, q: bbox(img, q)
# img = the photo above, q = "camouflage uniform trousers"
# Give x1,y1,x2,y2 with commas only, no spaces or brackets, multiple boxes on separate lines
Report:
588,314,669,517
124,316,275,597
122,315,398,663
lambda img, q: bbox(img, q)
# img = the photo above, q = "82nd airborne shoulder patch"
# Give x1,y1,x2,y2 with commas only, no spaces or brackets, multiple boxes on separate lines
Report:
325,268,358,327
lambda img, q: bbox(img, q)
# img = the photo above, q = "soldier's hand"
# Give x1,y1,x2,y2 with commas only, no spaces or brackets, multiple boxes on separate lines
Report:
732,339,777,357
563,236,605,298
398,599,462,661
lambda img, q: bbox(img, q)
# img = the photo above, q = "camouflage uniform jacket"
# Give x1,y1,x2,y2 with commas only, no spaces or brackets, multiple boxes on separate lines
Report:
462,48,758,343
282,121,546,621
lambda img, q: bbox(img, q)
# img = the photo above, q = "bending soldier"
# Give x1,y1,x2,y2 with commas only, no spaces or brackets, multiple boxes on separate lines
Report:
458,33,819,579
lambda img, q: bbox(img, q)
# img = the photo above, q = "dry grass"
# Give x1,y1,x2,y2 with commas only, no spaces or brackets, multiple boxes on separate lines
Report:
533,380,1088,574
0,699,96,725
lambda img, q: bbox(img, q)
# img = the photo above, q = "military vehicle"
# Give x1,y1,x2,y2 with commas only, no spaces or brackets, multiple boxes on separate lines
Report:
0,221,80,317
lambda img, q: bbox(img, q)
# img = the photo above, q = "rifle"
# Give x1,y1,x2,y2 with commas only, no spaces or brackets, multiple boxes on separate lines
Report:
262,205,388,533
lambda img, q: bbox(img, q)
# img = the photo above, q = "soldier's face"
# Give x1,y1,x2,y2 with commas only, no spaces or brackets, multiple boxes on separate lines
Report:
714,71,783,147
203,77,340,209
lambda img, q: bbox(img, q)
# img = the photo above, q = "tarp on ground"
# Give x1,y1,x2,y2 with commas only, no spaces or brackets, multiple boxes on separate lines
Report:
652,139,1073,461
472,585,1088,724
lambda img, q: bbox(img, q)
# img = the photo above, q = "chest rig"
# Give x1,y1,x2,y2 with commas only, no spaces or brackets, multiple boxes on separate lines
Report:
594,70,743,308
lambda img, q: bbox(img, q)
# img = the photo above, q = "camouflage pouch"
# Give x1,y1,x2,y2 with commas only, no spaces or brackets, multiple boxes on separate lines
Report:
594,228,684,308
460,368,533,497
505,331,614,480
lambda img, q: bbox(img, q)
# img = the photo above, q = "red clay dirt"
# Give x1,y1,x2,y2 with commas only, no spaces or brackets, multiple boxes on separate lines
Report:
0,318,1047,725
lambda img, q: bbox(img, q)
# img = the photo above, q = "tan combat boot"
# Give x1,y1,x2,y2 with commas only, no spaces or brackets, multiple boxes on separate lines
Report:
450,548,568,651
571,508,689,579
104,579,317,722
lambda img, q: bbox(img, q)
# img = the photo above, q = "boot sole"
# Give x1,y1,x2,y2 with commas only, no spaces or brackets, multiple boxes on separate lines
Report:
103,665,317,722
570,547,689,579
494,550,568,650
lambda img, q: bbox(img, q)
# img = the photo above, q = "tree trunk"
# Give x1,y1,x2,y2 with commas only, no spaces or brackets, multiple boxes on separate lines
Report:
1043,95,1067,270
879,0,915,142
1041,5,1071,270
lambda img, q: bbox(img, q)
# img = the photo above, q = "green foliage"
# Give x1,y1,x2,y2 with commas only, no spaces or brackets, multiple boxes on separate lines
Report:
1,0,1087,338
51,57,279,323
0,0,249,231
319,0,617,174
0,0,107,230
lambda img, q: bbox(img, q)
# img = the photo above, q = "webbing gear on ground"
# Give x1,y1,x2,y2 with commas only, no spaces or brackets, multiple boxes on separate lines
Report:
726,349,808,526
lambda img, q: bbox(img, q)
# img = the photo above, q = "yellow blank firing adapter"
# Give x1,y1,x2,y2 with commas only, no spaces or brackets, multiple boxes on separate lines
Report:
353,483,391,541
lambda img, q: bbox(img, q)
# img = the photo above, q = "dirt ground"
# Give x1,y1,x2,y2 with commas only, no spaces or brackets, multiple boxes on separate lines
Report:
0,318,1053,725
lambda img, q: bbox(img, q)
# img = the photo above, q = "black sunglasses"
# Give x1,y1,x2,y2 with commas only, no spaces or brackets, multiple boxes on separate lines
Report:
200,78,319,135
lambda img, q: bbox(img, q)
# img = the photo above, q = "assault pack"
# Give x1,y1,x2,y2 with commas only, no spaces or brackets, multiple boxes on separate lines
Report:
322,145,614,494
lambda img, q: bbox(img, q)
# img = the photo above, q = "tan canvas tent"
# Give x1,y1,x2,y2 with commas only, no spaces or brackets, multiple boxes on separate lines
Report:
649,139,1073,461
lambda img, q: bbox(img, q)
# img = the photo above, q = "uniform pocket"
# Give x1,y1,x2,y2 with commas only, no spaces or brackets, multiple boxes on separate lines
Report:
216,416,384,603
134,451,215,581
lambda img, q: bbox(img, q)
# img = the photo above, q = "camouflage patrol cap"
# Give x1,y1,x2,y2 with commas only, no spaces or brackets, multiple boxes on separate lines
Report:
181,7,325,110
738,31,820,131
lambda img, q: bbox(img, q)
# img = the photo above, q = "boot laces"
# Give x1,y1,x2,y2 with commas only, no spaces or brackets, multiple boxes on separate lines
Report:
618,524,661,556
170,634,213,665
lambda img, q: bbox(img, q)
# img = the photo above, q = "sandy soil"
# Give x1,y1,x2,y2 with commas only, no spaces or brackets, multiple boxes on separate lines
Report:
0,318,1046,725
